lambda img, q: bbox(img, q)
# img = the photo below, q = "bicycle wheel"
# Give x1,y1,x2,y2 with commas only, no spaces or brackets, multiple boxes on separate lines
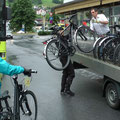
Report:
45,39,70,71
97,36,114,60
93,37,104,58
102,38,119,62
75,25,96,53
20,90,37,120
113,43,120,65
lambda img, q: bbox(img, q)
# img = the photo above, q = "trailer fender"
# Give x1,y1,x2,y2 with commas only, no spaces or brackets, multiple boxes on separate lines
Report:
103,78,120,99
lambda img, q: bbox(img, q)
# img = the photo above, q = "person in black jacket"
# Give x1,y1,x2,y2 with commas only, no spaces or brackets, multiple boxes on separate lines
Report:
59,28,75,96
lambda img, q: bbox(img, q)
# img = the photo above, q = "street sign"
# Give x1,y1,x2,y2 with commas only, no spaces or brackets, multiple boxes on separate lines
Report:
49,17,53,21
41,9,46,16
49,12,53,16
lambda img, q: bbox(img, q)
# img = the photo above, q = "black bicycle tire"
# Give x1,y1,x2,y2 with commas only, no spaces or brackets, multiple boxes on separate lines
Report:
113,44,120,65
20,90,37,120
45,39,70,71
75,26,96,53
98,37,113,60
102,38,120,61
93,37,103,58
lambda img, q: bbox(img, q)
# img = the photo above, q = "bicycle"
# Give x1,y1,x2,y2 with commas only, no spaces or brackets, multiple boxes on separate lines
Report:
43,14,96,71
113,43,120,65
99,25,120,61
0,69,37,120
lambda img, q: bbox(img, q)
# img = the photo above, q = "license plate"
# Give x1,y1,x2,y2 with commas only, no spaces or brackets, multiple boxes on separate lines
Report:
24,77,30,87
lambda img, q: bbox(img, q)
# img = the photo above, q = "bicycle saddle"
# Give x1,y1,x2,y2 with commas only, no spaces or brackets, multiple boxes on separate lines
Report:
0,90,10,100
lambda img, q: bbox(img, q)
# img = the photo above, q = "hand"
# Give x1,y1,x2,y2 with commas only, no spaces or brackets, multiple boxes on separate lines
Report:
96,20,100,23
23,68,31,76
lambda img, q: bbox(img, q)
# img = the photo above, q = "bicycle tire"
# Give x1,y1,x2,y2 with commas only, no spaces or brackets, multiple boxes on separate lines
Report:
113,43,120,65
93,37,103,58
102,38,120,61
45,39,70,71
97,36,114,60
74,25,96,53
20,90,37,120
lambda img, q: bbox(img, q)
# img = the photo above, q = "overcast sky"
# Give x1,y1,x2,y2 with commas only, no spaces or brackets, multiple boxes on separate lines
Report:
64,0,74,3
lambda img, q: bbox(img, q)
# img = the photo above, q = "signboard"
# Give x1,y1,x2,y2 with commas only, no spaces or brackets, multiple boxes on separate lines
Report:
41,9,46,16
49,12,53,16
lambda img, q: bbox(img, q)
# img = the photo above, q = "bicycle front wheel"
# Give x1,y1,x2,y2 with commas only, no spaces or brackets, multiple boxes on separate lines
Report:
45,39,70,71
20,90,37,120
113,43,120,65
75,25,96,53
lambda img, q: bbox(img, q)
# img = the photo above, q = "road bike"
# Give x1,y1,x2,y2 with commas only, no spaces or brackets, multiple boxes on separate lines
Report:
0,69,37,120
43,14,96,71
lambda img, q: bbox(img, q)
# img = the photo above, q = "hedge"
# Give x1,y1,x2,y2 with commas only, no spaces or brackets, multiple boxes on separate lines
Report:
38,31,52,35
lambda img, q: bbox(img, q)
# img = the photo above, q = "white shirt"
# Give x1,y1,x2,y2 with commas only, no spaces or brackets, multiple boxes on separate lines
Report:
90,14,110,35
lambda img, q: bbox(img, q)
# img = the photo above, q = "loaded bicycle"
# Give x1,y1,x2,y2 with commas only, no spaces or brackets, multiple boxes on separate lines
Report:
0,69,37,120
43,14,96,71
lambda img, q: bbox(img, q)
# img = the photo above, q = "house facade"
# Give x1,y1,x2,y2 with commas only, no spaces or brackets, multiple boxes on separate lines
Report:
54,0,120,26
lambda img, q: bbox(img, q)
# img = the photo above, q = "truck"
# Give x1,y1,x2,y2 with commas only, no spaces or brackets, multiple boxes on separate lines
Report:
72,52,120,109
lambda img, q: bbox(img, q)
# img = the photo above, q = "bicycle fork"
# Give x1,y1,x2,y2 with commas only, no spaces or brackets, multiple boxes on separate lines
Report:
20,92,32,116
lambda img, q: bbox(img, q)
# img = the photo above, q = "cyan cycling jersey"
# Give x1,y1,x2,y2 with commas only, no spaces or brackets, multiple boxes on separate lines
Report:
0,57,24,76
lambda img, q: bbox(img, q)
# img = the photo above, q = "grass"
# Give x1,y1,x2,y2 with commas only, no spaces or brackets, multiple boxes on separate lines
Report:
42,0,60,8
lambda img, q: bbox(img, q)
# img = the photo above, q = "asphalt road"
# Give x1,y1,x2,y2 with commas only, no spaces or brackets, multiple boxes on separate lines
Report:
1,34,120,120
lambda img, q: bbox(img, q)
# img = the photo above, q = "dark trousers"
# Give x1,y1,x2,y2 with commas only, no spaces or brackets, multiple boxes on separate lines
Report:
60,57,75,91
0,100,3,112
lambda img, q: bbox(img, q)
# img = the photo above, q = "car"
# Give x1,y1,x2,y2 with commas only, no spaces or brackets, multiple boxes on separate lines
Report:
6,35,13,39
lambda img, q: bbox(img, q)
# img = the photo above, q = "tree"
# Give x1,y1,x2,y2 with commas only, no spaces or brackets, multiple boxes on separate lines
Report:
52,12,60,25
38,0,42,4
10,0,36,32
52,0,61,4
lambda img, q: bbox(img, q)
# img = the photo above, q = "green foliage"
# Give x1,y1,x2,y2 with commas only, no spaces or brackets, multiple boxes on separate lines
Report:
52,0,63,4
38,30,52,35
52,12,60,25
32,0,42,4
10,0,36,32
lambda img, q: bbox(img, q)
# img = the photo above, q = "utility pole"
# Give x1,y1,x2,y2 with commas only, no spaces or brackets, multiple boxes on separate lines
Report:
0,0,6,60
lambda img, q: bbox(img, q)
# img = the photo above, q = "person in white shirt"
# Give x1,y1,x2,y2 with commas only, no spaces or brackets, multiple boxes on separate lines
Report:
90,8,110,36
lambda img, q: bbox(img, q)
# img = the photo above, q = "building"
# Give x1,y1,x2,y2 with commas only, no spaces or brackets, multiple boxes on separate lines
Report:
54,0,120,26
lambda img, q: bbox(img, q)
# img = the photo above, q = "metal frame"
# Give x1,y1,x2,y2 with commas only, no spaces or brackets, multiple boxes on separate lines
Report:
72,52,120,82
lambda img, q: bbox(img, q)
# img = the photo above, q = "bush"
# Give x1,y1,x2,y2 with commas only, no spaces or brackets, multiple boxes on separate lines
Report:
38,31,52,35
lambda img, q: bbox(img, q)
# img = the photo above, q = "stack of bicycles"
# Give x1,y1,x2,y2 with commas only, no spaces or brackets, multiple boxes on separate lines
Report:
43,14,120,70
93,25,120,66
0,69,37,120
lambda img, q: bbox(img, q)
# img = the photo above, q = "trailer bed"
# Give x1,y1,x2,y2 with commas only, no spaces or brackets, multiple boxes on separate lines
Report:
72,52,120,82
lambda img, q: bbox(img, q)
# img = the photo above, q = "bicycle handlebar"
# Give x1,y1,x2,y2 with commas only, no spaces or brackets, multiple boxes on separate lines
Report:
12,69,37,80
31,70,37,73
61,14,76,21
109,25,120,29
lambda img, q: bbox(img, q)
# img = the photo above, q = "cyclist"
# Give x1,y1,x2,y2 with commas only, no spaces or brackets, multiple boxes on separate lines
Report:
0,56,30,111
59,27,75,96
90,8,110,37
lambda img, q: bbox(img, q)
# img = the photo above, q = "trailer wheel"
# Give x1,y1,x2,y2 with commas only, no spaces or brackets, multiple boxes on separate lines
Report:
105,83,120,109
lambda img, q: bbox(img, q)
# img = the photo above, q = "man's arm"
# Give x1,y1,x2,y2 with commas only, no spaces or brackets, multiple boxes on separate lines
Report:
99,14,109,24
99,21,109,24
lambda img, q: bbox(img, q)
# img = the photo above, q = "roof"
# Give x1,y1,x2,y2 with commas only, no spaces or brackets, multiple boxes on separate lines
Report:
53,0,85,9
54,0,120,14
